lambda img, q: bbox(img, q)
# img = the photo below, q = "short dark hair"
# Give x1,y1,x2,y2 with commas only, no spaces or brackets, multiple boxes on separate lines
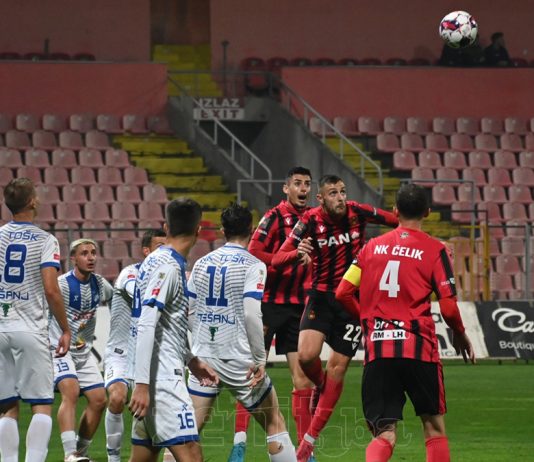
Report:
221,203,252,240
141,229,166,248
165,198,202,237
4,178,36,215
491,32,503,42
286,166,312,181
396,183,429,219
318,174,343,189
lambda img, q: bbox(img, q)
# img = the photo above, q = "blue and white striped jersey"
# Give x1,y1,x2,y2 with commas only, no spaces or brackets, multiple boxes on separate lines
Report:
133,246,190,381
49,270,113,357
105,263,140,360
0,221,61,335
188,243,267,361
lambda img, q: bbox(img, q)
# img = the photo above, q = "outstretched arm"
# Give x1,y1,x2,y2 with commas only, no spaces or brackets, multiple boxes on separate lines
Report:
438,297,475,364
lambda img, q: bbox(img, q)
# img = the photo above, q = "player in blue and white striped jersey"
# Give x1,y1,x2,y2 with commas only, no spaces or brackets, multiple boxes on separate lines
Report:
187,204,297,462
48,239,113,462
128,198,218,462
103,229,165,462
0,178,71,462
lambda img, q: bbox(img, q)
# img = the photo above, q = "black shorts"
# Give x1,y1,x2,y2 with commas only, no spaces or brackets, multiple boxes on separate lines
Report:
362,358,446,434
262,303,303,354
299,290,361,357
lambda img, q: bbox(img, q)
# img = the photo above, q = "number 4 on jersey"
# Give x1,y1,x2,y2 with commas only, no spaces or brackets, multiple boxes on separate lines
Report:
379,260,400,297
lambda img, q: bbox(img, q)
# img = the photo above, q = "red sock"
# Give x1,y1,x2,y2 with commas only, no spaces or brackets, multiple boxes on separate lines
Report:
425,436,450,462
234,401,251,434
366,437,393,462
292,388,313,443
300,357,325,387
307,375,343,439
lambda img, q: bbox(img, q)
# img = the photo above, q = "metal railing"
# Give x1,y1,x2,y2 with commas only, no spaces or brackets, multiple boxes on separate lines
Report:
168,75,273,197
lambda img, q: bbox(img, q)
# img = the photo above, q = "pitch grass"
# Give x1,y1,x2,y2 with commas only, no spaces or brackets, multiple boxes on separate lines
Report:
16,361,533,461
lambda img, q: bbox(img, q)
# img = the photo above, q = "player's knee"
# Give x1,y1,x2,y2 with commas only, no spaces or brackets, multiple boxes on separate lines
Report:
108,393,126,413
297,349,317,366
266,431,294,456
59,382,81,404
88,390,107,411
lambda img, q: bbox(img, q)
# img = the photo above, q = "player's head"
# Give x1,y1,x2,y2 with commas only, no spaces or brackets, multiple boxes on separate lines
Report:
317,174,347,218
165,198,202,239
4,177,38,218
141,229,166,257
395,183,430,221
283,166,312,210
69,239,98,275
221,203,253,241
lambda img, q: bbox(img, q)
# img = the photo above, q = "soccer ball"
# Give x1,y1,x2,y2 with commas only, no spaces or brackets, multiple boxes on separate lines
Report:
439,11,478,49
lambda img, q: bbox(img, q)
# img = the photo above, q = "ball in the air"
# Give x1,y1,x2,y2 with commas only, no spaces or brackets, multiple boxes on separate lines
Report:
439,11,478,49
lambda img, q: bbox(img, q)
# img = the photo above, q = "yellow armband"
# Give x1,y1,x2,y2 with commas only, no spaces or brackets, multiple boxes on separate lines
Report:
342,264,361,288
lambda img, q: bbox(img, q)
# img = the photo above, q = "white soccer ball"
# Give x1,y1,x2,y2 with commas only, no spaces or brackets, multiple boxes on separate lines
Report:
439,11,478,49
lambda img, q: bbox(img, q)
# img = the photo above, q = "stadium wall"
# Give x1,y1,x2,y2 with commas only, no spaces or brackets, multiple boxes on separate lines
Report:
210,0,534,70
0,0,150,61
0,63,167,116
281,67,534,119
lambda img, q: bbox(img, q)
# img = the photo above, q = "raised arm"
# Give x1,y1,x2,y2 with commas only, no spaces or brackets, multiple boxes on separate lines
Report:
271,219,312,269
42,267,71,357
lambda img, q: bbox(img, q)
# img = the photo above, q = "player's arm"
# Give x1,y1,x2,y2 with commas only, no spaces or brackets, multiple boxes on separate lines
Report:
186,266,198,332
271,219,312,269
101,277,114,303
335,262,361,320
356,202,399,228
248,211,277,265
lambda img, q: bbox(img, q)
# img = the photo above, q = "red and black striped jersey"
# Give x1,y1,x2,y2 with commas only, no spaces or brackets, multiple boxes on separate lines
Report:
274,201,398,293
248,200,311,305
356,227,456,364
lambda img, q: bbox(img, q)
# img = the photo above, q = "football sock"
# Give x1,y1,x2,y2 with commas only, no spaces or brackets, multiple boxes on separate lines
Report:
0,416,19,462
76,436,92,456
25,413,52,462
61,431,77,456
105,410,123,455
307,374,343,439
291,388,313,443
267,431,296,462
234,401,251,439
366,437,393,462
425,436,450,462
300,357,325,387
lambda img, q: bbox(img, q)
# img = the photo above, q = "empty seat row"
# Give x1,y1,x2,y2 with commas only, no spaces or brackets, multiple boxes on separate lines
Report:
412,166,534,186
393,150,534,170
0,51,95,61
0,114,172,135
1,129,110,150
433,184,533,206
450,201,534,225
378,132,534,153
0,148,130,168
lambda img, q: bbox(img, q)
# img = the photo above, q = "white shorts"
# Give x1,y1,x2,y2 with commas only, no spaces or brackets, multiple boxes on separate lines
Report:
131,373,199,447
104,353,130,389
0,332,54,404
187,357,272,411
54,351,104,392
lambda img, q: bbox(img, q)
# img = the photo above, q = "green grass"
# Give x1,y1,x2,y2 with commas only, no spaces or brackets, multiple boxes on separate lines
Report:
16,361,534,461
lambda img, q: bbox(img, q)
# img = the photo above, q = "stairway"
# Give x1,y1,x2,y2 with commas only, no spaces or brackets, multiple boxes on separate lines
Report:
153,44,222,97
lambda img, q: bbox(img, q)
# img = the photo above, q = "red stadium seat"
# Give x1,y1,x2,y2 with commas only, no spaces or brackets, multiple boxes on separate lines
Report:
5,130,31,149
432,117,455,136
406,117,429,135
425,133,449,153
33,204,55,225
443,151,467,169
71,166,96,186
400,133,424,152
482,185,507,204
267,57,289,75
44,167,69,186
111,203,137,221
102,240,130,259
500,237,525,256
505,220,528,237
502,203,528,221
468,151,492,169
130,243,144,261
69,114,94,133
25,148,50,168
450,133,474,153
97,167,123,186
88,184,115,204
137,220,164,236
32,130,58,150
105,149,130,167
95,258,119,281
59,130,83,149
383,116,406,135
199,220,218,242
432,184,456,205
456,117,478,136
477,202,502,222
504,116,528,135
42,114,67,133
357,116,381,135
51,149,77,168
333,117,359,136
110,221,137,241
487,167,512,187
142,184,168,204
124,166,149,186
116,184,142,203
0,148,22,167
392,151,416,171
524,134,534,151
123,114,149,134
493,150,517,168
56,203,83,223
376,133,400,152
411,167,434,186
518,151,534,168
147,116,173,135
35,185,60,204
474,134,498,152
290,57,313,66
62,184,88,204
508,184,532,203
418,151,441,169
309,117,334,136
138,202,164,221
85,130,110,150
53,221,81,242
512,167,534,186
16,114,39,132
0,114,14,134
96,114,122,134
480,117,503,135
475,236,501,257
81,221,108,241
314,57,336,66
79,148,104,167
462,167,486,186
490,273,514,299
385,58,407,66
451,201,475,223
17,166,42,184
83,202,111,222
359,58,381,65
436,167,459,181
457,182,481,202
500,133,523,152
529,204,534,220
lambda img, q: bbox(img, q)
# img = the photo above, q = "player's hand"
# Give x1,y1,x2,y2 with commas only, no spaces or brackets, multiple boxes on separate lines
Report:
188,357,220,387
129,383,150,419
55,330,71,357
298,252,311,266
296,237,313,260
453,331,476,364
246,364,266,388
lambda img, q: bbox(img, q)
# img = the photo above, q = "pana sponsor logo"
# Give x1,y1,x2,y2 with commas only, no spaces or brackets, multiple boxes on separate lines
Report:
491,308,534,333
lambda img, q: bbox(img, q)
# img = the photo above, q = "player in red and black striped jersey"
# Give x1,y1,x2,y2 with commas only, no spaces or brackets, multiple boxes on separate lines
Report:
336,183,475,462
227,167,315,462
272,174,398,462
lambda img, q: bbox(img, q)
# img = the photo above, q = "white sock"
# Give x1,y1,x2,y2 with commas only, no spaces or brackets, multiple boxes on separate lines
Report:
76,437,92,456
0,416,19,462
234,431,247,445
61,430,77,456
25,413,52,462
105,410,123,455
267,432,296,462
